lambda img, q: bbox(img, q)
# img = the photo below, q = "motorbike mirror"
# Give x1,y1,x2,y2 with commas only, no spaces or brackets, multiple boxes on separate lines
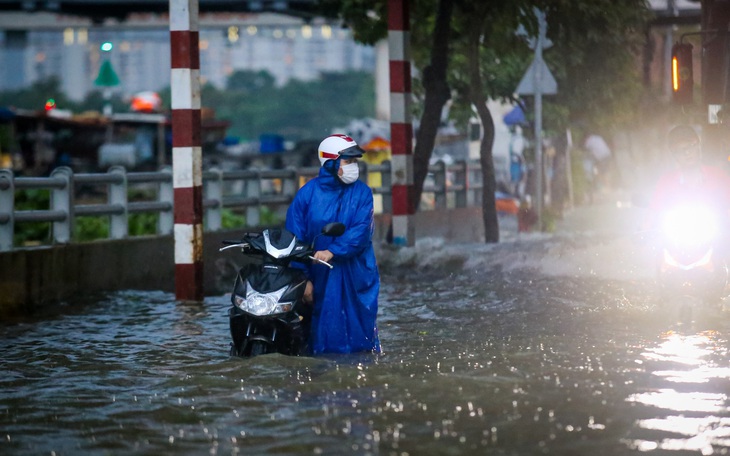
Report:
321,222,346,237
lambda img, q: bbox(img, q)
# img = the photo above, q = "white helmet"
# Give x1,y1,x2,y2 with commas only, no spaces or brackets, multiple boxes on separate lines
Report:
318,134,364,166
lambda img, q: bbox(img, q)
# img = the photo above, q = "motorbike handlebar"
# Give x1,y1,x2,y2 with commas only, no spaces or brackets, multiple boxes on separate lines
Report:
308,255,334,269
219,242,249,252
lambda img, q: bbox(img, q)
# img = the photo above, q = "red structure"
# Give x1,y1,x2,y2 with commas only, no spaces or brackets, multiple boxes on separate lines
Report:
170,0,204,301
388,0,415,246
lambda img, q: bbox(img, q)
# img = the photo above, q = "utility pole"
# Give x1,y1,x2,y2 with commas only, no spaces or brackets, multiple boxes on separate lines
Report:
534,10,546,230
388,0,415,246
664,0,678,98
170,0,204,301
700,0,730,163
516,9,556,230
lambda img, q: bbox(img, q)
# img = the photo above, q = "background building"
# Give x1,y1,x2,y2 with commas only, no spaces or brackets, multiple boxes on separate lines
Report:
0,12,375,101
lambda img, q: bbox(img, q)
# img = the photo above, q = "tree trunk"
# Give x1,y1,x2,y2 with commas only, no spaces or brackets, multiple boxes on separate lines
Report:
467,19,499,243
411,0,454,210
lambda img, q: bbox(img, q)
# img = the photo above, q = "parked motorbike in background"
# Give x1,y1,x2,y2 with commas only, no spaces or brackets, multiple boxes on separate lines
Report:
655,204,728,321
219,222,345,357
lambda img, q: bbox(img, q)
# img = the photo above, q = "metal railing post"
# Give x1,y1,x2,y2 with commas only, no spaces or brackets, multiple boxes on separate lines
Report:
0,169,14,251
466,161,476,207
206,167,222,231
454,160,467,208
50,166,74,244
158,166,173,235
380,161,392,214
246,168,261,227
283,166,297,200
358,160,368,184
434,161,447,209
109,166,128,239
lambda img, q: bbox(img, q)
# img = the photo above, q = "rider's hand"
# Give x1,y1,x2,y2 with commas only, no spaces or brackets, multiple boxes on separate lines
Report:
313,249,334,264
304,280,313,304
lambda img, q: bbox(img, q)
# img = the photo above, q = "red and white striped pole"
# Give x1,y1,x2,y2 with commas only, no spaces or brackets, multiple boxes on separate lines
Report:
388,0,415,246
170,0,204,301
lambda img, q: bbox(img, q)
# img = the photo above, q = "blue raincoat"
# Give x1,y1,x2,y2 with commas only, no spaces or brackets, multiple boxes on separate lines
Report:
285,161,381,355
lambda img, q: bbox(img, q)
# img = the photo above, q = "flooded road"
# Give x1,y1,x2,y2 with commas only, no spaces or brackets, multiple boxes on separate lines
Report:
2,201,730,455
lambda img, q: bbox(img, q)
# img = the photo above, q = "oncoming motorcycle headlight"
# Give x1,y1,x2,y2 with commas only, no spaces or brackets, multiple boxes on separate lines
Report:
662,206,718,246
233,281,293,316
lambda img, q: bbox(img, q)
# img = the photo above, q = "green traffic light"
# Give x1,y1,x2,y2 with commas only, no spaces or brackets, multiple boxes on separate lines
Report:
100,42,113,52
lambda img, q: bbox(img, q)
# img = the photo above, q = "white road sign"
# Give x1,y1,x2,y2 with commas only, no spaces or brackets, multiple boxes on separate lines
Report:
516,58,557,95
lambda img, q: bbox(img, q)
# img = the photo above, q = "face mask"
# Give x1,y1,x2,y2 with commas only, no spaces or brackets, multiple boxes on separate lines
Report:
339,162,359,184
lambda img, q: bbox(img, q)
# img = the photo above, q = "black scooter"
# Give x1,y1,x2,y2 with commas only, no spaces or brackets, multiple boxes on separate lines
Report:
655,204,728,321
220,222,345,357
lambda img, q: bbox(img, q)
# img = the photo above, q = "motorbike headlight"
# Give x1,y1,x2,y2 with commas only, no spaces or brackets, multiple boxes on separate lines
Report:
662,206,718,245
233,282,293,316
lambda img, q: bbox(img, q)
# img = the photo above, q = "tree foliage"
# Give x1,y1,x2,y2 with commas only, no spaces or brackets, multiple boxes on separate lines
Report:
0,78,69,112
320,0,651,137
160,69,375,141
0,76,127,114
542,0,651,134
226,69,276,93
202,70,375,141
446,0,650,136
325,0,652,242
316,0,389,45
0,71,376,143
447,2,532,125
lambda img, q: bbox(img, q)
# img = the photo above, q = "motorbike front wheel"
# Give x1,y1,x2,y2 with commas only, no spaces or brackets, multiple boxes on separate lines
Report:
249,341,270,357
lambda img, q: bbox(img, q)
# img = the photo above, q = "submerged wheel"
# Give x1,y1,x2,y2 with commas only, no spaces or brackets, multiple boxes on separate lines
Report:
678,302,693,325
249,341,269,357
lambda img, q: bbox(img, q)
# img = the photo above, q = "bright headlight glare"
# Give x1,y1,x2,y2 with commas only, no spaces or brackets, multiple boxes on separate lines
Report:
234,282,291,316
662,207,717,245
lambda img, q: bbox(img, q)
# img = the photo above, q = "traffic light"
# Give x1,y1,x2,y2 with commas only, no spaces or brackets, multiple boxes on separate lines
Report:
671,42,693,104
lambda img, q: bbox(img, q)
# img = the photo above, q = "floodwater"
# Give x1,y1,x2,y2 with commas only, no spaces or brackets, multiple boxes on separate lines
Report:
2,201,730,455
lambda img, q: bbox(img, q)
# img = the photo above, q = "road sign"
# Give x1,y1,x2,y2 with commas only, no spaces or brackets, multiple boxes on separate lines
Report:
516,8,556,232
516,24,553,51
516,58,557,95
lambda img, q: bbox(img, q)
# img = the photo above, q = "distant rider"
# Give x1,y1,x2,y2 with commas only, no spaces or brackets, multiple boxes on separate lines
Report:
650,125,730,218
649,125,730,261
285,134,381,355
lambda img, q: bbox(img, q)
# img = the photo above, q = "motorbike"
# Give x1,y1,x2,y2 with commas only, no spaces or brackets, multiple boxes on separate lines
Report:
655,204,728,321
219,222,345,357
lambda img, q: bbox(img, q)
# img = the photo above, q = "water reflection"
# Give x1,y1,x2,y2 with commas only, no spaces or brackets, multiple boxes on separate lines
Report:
626,330,730,454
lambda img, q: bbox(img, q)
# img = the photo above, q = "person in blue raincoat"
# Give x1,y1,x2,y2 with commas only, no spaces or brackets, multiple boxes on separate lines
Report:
285,134,381,355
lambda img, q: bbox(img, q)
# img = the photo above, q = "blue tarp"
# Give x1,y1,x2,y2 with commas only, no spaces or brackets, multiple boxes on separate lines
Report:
221,136,239,146
503,105,526,126
260,134,284,153
0,107,16,122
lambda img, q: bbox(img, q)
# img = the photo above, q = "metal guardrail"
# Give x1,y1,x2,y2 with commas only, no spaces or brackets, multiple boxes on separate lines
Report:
0,159,483,252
